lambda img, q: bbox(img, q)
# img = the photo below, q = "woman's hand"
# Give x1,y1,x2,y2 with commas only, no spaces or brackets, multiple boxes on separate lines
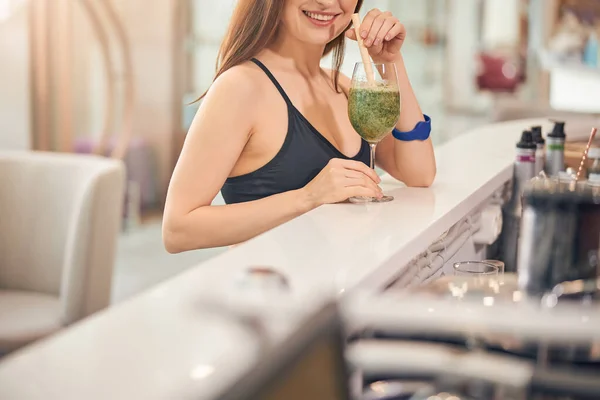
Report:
302,158,383,207
345,9,406,64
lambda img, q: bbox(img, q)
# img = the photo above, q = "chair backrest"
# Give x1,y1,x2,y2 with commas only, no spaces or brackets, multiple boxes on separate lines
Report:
0,151,125,324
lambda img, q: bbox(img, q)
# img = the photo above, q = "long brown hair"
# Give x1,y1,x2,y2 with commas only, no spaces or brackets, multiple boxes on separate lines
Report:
196,0,364,101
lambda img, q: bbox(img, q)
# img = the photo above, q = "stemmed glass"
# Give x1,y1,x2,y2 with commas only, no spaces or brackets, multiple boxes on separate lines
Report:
348,62,401,203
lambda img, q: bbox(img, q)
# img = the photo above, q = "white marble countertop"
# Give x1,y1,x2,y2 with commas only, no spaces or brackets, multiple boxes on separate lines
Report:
0,118,554,399
177,118,553,298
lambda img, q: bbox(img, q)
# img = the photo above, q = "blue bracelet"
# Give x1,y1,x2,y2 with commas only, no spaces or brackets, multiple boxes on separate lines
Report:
392,115,432,141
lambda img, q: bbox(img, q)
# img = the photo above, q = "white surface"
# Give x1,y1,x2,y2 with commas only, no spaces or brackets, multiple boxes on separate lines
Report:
0,118,552,398
0,293,264,400
0,290,329,400
539,51,600,113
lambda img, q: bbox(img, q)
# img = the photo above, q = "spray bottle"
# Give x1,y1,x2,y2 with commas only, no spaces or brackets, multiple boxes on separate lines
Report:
545,121,566,177
531,126,545,176
501,131,537,272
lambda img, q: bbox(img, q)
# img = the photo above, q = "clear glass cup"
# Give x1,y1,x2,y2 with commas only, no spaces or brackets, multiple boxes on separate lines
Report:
348,62,401,203
450,261,500,300
453,261,499,277
483,259,505,284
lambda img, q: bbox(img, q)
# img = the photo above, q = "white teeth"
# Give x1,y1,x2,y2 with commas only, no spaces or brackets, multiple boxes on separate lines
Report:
304,11,335,22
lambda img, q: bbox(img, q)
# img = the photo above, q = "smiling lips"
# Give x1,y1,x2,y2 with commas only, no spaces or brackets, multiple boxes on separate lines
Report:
303,10,339,27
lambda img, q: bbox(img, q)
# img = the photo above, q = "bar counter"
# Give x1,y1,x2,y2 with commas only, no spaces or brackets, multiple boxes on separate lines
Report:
0,118,555,399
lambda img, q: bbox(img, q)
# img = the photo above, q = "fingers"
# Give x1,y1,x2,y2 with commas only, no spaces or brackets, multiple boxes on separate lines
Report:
359,9,381,45
358,10,400,48
345,29,357,41
349,177,382,197
344,170,382,194
376,18,397,45
338,159,381,183
343,169,365,180
364,12,388,47
385,21,406,42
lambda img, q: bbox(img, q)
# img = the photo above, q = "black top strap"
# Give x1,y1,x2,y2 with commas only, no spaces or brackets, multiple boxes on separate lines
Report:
250,58,293,106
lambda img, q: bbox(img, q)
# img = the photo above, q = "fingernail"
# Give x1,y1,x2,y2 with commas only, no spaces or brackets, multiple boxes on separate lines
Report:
375,38,381,45
365,39,372,46
361,31,368,38
385,34,391,41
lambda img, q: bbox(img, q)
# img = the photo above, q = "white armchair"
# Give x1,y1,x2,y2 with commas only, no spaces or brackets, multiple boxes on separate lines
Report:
0,151,125,354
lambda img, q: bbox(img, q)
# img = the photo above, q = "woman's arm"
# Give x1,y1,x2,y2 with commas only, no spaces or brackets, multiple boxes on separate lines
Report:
164,189,313,252
338,62,435,188
163,66,382,252
163,67,312,252
346,9,436,188
375,53,436,188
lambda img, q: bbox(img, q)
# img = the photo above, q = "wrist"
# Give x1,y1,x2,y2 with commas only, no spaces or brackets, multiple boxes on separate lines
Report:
393,115,431,141
295,187,319,213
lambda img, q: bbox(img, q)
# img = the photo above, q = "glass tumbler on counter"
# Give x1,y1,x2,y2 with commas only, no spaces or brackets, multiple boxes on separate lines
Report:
348,62,401,204
453,261,499,277
483,259,505,284
450,261,500,300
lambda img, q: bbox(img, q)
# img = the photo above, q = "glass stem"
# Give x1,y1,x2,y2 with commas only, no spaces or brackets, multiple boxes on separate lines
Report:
369,143,377,170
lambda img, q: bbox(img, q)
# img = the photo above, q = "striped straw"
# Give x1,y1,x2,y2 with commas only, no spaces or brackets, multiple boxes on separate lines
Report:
576,127,598,181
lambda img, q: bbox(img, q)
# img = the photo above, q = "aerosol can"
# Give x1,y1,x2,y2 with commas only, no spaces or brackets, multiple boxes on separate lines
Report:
545,121,566,177
501,131,537,272
531,126,545,176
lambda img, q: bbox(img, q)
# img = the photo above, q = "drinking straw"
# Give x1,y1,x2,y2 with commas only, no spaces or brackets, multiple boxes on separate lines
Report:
576,127,598,181
351,13,375,86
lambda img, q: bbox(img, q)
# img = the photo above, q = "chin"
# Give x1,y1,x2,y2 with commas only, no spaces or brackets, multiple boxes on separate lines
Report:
301,32,339,46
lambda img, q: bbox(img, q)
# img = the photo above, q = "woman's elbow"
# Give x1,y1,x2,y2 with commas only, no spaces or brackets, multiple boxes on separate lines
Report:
162,224,185,254
162,215,215,253
162,216,194,254
404,166,436,188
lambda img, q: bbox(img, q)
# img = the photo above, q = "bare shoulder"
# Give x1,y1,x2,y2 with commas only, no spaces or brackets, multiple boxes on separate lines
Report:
188,61,272,143
196,61,272,138
205,62,267,104
322,67,351,94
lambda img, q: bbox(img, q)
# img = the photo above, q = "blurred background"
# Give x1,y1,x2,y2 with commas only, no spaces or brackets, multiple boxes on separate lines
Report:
1,0,600,303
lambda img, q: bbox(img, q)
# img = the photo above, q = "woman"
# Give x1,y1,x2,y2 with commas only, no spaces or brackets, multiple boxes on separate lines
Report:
163,0,436,252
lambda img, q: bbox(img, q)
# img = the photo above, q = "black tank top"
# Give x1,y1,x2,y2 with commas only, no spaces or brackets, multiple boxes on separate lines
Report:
221,58,370,204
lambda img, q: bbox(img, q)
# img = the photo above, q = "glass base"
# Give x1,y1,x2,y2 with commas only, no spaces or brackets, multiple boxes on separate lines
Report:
349,195,394,204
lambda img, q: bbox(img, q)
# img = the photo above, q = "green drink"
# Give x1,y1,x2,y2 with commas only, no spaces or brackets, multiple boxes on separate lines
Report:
347,62,400,204
348,86,400,143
